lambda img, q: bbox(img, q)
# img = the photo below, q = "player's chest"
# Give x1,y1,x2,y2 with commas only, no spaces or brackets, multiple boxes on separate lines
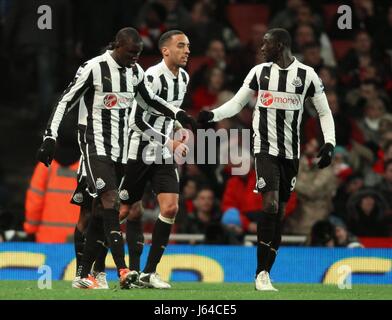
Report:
93,67,138,110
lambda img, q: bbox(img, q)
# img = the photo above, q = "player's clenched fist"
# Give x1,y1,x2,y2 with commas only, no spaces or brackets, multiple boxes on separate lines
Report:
36,137,56,167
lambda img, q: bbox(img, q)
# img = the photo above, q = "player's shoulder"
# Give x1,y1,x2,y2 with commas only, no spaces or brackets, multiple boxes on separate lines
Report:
145,62,162,78
132,63,145,80
250,62,273,73
76,55,101,74
295,60,318,76
85,52,108,68
179,67,190,83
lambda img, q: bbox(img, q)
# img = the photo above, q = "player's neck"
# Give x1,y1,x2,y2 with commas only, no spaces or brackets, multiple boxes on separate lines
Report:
275,52,294,69
164,58,179,77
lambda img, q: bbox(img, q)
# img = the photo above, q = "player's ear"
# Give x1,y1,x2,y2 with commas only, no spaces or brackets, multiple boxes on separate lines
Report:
161,47,169,57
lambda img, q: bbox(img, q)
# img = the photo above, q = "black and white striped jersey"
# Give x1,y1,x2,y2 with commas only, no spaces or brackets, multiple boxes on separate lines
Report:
127,59,189,161
44,50,180,164
212,57,335,159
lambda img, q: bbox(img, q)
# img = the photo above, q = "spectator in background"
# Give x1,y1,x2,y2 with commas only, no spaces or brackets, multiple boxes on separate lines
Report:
177,187,222,240
138,2,167,55
308,217,363,247
331,174,364,223
24,118,81,243
269,0,304,31
375,159,392,211
302,41,325,73
329,216,363,248
221,165,297,236
190,39,236,91
340,30,390,89
304,91,364,158
372,138,392,175
308,220,335,247
347,188,389,237
345,80,390,118
159,0,191,29
221,167,262,236
231,23,267,84
332,146,354,184
376,4,392,52
284,138,337,235
357,99,386,147
191,66,226,116
292,23,336,67
176,177,200,227
183,1,238,55
135,0,190,30
4,0,73,119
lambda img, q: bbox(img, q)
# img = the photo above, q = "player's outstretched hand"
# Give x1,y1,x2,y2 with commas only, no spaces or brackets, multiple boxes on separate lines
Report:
317,143,334,169
36,137,56,167
197,110,214,124
176,110,197,133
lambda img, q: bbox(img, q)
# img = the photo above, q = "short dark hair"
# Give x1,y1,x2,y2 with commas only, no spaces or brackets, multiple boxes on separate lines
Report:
116,27,142,45
268,28,292,49
158,30,184,50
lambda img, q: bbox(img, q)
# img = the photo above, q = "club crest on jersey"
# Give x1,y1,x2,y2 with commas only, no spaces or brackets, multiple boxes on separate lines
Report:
257,177,266,189
72,192,83,203
292,77,303,88
103,94,117,108
96,178,106,190
119,189,129,201
260,92,273,107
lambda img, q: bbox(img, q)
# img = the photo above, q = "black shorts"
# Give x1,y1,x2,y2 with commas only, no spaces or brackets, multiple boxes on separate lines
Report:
70,159,93,207
254,153,299,202
83,155,125,197
120,160,179,205
70,175,94,208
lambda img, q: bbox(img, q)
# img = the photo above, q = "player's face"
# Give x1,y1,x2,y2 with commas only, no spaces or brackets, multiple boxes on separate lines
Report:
261,33,279,62
118,40,143,68
165,34,190,68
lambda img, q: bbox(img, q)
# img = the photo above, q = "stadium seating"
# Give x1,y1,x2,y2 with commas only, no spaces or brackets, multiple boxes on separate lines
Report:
226,4,269,44
322,3,340,32
331,39,354,61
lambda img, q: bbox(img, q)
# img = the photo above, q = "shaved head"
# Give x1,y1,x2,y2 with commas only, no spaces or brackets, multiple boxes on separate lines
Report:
268,28,292,49
115,27,142,47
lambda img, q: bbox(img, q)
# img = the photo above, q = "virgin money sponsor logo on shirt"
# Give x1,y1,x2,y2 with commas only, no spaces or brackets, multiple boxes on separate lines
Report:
259,91,302,110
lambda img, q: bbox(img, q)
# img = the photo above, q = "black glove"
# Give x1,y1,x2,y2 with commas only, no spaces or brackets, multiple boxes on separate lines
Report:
176,110,197,132
36,138,56,167
317,143,334,169
197,110,214,124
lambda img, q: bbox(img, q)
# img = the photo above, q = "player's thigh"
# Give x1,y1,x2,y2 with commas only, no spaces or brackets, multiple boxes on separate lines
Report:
119,160,150,205
278,158,299,202
254,153,280,193
151,163,180,196
83,156,119,196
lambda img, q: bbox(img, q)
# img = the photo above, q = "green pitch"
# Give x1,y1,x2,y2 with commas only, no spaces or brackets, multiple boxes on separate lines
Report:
0,281,391,300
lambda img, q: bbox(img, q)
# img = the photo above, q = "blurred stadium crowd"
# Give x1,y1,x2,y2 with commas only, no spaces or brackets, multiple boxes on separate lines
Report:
0,0,392,247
